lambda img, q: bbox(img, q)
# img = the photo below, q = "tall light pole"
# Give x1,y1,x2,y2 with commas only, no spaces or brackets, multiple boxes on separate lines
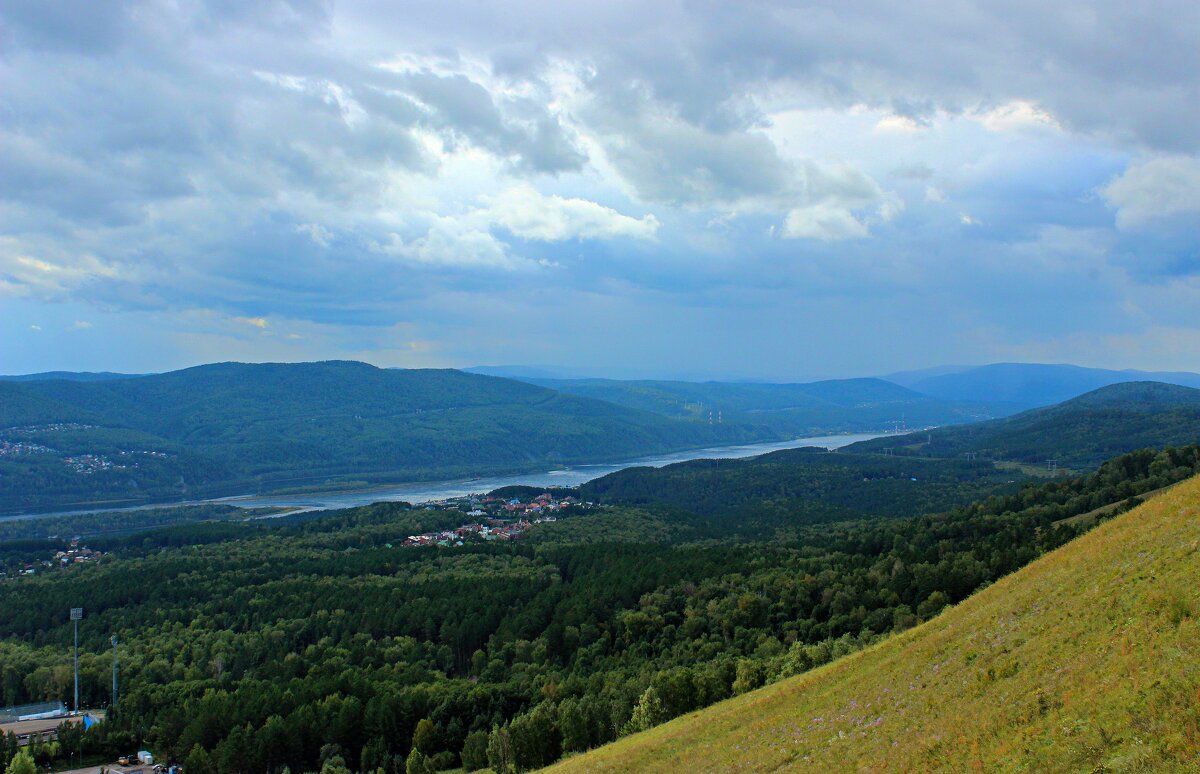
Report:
70,608,83,713
111,635,119,708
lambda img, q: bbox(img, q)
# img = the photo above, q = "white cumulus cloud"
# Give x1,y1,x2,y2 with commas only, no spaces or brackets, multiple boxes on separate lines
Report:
0,241,122,298
1102,156,1200,228
974,101,1060,133
485,185,659,241
296,223,334,248
782,204,870,241
374,217,525,270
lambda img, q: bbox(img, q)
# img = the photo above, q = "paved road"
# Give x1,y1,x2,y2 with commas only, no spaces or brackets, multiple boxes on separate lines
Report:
50,765,153,774
0,711,106,744
47,766,106,774
1,717,68,737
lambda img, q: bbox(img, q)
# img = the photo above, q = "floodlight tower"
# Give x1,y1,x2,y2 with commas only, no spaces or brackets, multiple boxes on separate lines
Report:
70,607,83,713
112,634,119,708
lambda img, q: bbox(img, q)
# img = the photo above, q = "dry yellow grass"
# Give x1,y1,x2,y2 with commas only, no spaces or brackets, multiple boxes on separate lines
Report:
547,474,1200,773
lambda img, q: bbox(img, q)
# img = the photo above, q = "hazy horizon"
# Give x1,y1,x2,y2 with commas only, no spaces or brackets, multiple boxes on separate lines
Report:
4,359,1200,386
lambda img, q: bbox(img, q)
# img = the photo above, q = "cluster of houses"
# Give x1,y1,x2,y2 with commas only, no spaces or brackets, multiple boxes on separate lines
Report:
63,453,123,474
55,539,105,566
4,539,105,580
402,519,539,547
118,449,169,460
0,440,54,457
62,450,168,473
1,424,167,473
0,446,164,474
3,422,97,435
402,491,591,548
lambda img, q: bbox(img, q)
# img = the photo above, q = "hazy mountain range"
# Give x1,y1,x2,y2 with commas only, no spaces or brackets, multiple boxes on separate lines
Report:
882,362,1200,407
847,381,1200,467
4,360,1200,512
0,362,769,512
475,361,1200,409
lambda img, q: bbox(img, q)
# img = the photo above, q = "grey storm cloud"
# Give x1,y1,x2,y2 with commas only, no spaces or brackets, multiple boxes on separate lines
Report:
5,0,1196,224
0,0,585,226
3,0,1200,375
382,69,587,174
315,0,1200,222
338,0,1200,152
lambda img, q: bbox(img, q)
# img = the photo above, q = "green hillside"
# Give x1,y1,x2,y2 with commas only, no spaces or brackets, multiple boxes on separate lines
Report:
0,446,1194,773
579,448,1020,534
548,471,1200,773
523,377,1009,434
0,362,775,511
848,381,1200,468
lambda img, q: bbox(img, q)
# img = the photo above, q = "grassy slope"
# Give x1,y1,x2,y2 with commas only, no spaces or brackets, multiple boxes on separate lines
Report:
548,474,1200,773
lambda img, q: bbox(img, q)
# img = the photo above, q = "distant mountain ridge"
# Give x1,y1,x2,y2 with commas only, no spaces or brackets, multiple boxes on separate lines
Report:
885,362,1200,407
848,380,1200,467
510,376,1013,435
476,361,1200,416
463,364,594,380
0,361,774,512
0,371,142,382
14,360,1200,410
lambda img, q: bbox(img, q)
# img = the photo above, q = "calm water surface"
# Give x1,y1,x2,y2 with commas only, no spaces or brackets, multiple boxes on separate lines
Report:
218,432,882,513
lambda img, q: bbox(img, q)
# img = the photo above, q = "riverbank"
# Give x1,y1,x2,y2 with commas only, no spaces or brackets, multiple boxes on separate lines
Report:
7,433,882,524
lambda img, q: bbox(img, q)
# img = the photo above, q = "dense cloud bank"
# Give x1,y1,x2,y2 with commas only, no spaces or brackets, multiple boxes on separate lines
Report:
2,1,1199,376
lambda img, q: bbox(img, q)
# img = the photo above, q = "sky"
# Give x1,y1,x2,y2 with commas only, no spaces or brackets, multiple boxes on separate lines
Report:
2,1,1200,380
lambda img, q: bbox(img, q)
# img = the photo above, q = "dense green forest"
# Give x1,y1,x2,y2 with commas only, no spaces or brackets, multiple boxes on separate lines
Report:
2,445,1197,773
848,381,1200,468
522,376,1010,433
10,365,1192,515
0,362,776,513
0,504,281,545
578,448,1021,534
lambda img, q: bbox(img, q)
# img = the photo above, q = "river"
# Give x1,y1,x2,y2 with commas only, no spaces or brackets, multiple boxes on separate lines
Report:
214,432,882,513
8,432,882,521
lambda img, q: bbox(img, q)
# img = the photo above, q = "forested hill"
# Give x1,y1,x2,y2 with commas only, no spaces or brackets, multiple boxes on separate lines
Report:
578,448,1019,534
1,445,1196,773
845,381,1200,468
0,361,775,512
514,376,1011,434
548,466,1200,773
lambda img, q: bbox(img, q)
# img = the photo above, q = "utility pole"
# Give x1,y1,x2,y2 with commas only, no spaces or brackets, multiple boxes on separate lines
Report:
70,607,83,714
112,634,119,708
